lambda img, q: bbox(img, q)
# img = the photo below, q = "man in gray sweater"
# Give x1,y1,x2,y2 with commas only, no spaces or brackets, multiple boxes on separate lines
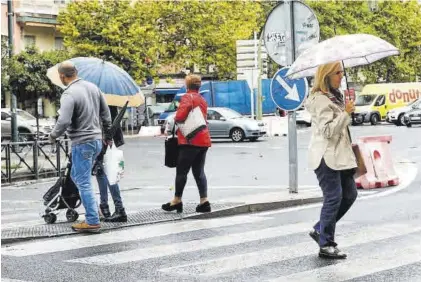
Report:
49,61,112,233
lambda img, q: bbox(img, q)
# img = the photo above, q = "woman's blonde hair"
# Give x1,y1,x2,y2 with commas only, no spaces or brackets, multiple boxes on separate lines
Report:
311,61,342,94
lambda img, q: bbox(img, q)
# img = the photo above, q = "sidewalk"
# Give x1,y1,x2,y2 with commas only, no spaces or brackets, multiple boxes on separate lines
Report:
1,185,323,244
1,161,416,244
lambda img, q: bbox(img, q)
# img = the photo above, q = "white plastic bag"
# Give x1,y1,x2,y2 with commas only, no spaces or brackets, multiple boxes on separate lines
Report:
103,145,124,185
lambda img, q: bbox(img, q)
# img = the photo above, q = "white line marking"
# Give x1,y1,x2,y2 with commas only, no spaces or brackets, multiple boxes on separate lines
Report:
1,215,271,257
68,221,352,265
1,279,33,282
253,161,418,217
269,237,421,282
159,222,421,276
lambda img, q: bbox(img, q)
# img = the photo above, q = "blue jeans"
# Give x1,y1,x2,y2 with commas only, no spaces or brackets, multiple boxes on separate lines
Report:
71,140,102,225
313,159,358,247
96,164,124,210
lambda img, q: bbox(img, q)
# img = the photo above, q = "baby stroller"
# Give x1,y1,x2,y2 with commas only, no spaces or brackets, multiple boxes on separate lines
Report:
41,101,129,224
42,154,81,224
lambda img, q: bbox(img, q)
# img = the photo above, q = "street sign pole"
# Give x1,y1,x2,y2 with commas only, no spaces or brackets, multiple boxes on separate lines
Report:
288,0,298,194
264,0,319,194
8,0,18,144
257,32,263,121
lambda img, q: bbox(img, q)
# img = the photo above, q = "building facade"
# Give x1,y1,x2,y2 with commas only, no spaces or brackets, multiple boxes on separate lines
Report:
1,0,69,53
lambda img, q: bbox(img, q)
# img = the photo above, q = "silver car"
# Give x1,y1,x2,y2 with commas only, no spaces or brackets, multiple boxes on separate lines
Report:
1,108,55,141
166,107,266,142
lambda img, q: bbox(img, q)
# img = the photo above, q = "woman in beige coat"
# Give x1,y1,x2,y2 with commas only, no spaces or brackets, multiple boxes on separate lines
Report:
305,61,357,259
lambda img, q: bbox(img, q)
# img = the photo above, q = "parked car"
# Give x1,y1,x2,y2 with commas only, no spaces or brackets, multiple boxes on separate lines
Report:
165,107,266,142
295,107,311,126
387,98,421,126
404,102,421,127
1,108,55,141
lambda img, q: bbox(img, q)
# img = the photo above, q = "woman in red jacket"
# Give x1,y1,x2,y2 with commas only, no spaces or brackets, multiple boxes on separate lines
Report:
162,75,212,213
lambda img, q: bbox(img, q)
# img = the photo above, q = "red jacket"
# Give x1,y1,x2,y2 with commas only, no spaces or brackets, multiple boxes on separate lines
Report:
175,90,211,147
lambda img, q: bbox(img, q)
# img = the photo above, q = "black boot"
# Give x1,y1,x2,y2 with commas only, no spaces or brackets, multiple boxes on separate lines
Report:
196,201,211,213
100,204,111,219
104,208,128,222
162,202,183,213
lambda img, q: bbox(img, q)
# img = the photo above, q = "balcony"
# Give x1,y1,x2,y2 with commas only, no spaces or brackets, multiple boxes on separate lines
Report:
15,0,71,27
15,0,69,16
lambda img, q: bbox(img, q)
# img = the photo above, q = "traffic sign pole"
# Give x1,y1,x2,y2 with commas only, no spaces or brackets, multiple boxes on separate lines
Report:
264,0,319,194
288,0,298,194
270,67,308,194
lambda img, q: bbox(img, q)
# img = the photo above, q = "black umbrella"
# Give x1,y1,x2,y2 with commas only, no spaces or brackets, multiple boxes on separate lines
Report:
92,101,129,175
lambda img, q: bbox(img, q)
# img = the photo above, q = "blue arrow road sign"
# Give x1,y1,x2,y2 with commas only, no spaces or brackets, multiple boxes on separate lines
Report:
270,67,309,111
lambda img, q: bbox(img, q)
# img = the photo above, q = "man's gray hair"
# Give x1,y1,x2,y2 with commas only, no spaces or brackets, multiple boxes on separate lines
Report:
58,60,78,78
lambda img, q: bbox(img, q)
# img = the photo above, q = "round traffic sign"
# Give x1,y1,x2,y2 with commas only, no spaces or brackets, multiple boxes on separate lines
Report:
270,67,309,111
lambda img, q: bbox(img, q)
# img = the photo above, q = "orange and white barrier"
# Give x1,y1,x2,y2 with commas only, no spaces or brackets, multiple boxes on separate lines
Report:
355,135,399,189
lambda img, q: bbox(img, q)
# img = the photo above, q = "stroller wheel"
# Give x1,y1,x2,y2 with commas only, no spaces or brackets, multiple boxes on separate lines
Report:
66,209,79,222
44,213,57,224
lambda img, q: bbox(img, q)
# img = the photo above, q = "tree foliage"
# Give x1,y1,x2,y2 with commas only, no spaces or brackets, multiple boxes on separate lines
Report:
57,0,263,81
4,46,69,102
306,0,421,83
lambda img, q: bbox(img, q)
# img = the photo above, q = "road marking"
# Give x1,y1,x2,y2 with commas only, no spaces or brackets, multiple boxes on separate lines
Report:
1,214,271,257
159,221,421,276
268,237,421,282
253,160,418,217
68,221,350,265
1,279,33,282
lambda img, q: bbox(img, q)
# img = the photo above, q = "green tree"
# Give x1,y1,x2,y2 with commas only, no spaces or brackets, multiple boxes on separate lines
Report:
306,0,421,83
58,0,160,83
6,46,69,104
58,0,263,81
1,37,10,98
360,0,421,83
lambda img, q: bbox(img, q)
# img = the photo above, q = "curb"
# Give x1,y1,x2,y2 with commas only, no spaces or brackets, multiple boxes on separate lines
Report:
188,196,323,220
1,196,323,245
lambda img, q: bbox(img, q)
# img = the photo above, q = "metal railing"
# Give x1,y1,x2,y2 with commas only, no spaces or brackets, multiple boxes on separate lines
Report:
1,138,71,183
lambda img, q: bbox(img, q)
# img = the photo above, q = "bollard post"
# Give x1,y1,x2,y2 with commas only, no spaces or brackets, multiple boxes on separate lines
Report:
6,144,11,183
33,139,39,179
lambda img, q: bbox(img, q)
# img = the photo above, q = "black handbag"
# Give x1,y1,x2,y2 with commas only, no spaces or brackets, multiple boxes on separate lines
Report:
164,124,179,168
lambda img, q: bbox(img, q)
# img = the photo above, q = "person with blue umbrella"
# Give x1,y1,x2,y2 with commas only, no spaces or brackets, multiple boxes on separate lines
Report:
48,58,143,224
49,61,112,233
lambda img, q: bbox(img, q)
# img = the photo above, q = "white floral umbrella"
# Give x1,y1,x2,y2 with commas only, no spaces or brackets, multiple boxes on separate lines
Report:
286,34,399,79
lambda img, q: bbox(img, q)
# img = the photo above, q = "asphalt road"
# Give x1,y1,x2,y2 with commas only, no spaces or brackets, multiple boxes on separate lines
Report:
2,123,421,281
2,168,421,282
2,123,419,227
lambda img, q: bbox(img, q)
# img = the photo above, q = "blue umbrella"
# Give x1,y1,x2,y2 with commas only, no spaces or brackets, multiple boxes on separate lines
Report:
47,57,144,107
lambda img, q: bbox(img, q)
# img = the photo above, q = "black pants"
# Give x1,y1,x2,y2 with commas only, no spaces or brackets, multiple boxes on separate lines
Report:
314,159,358,247
175,145,208,199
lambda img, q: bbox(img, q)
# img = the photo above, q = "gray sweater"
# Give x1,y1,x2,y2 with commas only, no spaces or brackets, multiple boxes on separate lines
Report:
50,79,112,145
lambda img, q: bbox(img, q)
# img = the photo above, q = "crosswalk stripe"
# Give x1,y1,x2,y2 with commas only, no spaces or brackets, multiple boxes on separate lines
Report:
269,237,421,282
1,214,270,257
68,221,349,265
1,279,32,282
158,222,421,277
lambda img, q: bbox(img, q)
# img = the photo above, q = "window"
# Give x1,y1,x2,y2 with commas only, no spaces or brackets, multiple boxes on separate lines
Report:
55,37,64,50
355,95,376,106
375,95,385,106
207,110,223,121
24,35,36,48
